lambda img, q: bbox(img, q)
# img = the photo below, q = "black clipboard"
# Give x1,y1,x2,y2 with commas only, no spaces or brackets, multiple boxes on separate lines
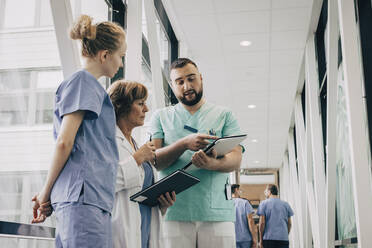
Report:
130,169,200,206
183,134,247,171
130,134,247,206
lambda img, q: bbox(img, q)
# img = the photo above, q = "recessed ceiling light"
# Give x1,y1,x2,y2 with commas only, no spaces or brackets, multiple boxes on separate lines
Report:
251,139,258,143
248,104,256,109
240,40,252,47
254,160,260,164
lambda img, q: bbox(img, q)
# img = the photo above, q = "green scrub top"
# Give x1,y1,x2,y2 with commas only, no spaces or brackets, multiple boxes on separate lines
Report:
150,102,243,222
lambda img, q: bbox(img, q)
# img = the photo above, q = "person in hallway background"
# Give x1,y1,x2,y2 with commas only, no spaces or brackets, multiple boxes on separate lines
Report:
108,80,176,248
150,57,244,248
232,184,257,248
31,15,126,248
257,184,293,248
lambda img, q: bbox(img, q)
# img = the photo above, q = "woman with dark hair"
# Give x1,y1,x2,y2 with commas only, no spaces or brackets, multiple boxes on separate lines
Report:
108,80,176,248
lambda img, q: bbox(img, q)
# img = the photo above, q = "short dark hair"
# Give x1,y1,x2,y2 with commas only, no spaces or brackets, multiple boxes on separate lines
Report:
267,184,278,195
108,80,148,120
170,58,198,70
231,184,240,194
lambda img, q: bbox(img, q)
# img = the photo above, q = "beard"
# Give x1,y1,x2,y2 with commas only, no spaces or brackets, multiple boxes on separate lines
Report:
179,89,203,106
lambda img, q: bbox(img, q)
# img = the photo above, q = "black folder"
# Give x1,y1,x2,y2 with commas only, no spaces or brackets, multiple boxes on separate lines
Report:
130,169,200,206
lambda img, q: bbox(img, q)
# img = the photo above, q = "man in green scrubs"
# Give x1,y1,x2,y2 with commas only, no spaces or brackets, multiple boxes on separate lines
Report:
151,58,243,248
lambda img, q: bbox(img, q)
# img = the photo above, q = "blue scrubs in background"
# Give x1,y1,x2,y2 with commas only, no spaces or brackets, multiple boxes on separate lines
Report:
257,198,294,247
233,198,254,248
51,69,118,248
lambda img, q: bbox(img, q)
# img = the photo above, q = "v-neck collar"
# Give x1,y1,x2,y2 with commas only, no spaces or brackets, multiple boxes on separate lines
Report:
176,101,209,118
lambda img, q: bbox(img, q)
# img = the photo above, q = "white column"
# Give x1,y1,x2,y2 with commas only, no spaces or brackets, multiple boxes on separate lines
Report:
305,87,321,247
143,0,165,109
326,0,339,246
125,0,143,80
288,129,304,247
283,154,299,248
338,0,372,246
305,35,327,247
294,95,313,247
50,0,81,78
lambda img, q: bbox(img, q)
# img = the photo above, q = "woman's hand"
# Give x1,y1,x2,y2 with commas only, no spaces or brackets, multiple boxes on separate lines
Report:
158,191,176,215
133,141,156,165
31,190,52,223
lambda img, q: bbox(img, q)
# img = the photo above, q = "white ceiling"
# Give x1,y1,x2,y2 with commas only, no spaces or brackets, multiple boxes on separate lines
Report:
162,0,313,168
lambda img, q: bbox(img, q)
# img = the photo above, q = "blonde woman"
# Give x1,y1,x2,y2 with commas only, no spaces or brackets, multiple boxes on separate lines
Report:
31,15,126,248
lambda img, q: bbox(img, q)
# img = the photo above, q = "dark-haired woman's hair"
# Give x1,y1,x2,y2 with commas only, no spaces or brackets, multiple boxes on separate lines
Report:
108,80,148,120
70,15,126,57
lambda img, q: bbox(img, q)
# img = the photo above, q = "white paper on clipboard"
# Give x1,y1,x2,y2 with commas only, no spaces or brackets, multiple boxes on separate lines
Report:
183,134,247,171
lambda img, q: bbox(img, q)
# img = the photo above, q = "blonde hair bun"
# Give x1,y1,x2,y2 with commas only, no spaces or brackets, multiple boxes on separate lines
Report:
70,15,97,40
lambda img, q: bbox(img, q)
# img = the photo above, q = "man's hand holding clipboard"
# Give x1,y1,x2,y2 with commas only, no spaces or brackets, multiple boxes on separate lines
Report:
184,134,247,172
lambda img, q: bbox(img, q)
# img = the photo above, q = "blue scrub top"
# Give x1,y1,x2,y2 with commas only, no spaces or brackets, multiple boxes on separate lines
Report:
150,102,243,222
257,198,294,241
233,198,254,242
51,69,119,213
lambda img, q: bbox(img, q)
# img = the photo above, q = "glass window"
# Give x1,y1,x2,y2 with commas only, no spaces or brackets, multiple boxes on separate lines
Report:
0,71,30,91
0,0,62,237
0,93,29,126
137,60,153,144
3,0,36,28
157,22,170,71
336,63,357,240
37,70,63,89
35,92,55,124
81,0,109,22
0,69,62,127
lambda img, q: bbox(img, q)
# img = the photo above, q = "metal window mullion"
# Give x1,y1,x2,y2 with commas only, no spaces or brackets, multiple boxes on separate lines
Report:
305,85,321,247
50,0,80,78
0,0,5,29
283,155,291,201
283,154,299,248
75,0,82,18
143,0,165,109
27,71,37,126
326,0,339,247
288,129,304,247
294,95,312,247
279,167,285,199
338,0,372,246
305,35,327,247
285,152,301,248
20,175,31,223
35,0,41,27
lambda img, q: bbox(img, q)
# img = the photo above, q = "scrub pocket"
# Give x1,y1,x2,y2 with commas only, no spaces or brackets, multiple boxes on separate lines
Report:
210,172,234,209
